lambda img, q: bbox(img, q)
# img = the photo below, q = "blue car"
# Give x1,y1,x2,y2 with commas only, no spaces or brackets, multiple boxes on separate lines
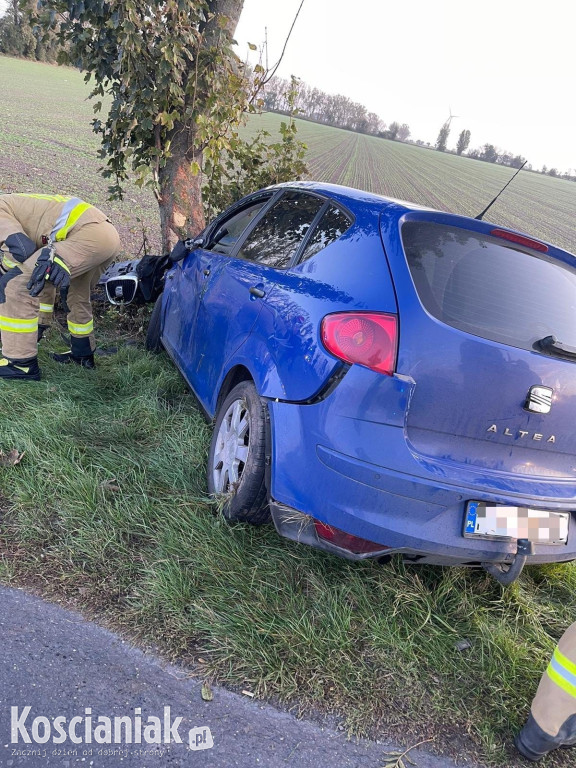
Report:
146,181,576,584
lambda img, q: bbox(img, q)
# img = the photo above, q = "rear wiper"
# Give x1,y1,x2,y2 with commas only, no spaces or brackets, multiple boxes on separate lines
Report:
536,335,576,360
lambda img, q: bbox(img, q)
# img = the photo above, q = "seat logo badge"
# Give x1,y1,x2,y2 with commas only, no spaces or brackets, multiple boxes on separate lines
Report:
524,385,553,414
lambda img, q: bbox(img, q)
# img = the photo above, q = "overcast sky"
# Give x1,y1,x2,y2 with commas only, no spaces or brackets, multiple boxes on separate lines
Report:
234,0,575,173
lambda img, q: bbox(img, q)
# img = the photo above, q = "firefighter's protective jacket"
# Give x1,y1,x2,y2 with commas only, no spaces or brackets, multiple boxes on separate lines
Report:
0,193,120,362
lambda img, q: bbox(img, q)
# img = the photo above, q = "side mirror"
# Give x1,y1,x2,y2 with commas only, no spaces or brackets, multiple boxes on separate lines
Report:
182,235,205,251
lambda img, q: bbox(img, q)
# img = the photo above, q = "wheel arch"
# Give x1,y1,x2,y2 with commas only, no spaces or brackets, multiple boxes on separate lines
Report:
211,339,287,417
215,364,254,415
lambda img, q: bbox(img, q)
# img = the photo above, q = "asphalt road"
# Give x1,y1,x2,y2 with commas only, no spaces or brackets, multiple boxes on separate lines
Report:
0,585,475,768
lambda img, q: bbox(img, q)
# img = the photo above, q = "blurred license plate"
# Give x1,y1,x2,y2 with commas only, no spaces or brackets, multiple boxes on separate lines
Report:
464,502,569,544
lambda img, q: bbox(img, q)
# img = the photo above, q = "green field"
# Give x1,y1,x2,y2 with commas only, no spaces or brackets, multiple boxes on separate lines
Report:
248,114,576,255
0,57,162,254
1,55,576,767
1,56,575,256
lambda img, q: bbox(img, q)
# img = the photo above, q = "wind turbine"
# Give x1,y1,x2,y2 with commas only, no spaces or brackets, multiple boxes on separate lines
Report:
444,106,460,128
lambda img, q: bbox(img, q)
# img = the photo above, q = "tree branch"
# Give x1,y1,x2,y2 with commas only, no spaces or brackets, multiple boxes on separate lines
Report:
261,0,305,86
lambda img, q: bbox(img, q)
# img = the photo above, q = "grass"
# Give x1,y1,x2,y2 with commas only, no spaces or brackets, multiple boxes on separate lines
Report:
1,55,576,766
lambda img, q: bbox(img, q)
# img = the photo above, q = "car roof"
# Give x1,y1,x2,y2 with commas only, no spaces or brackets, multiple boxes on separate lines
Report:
269,180,434,213
268,181,575,261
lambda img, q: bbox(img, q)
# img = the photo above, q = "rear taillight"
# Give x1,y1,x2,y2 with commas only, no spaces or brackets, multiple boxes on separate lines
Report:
490,228,549,253
321,312,398,375
314,520,388,554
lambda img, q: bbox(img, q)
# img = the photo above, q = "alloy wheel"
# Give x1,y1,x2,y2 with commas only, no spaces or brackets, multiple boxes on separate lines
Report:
212,398,250,493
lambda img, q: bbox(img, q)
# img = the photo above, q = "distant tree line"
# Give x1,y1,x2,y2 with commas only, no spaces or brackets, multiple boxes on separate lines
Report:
382,121,411,141
540,165,576,180
0,0,63,62
467,143,528,169
435,122,528,168
434,120,575,178
261,75,410,140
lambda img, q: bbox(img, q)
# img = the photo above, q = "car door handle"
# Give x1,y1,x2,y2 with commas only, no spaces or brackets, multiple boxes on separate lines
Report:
203,268,211,277
249,286,266,299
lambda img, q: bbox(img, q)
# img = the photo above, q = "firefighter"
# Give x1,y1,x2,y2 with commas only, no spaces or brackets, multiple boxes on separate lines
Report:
515,621,576,761
0,193,121,380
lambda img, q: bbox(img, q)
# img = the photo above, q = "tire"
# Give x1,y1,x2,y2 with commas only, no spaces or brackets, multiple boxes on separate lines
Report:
207,381,271,524
145,295,163,353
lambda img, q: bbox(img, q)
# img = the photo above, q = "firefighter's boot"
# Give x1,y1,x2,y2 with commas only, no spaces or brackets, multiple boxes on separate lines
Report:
0,356,41,381
51,335,95,368
515,713,576,761
51,350,95,369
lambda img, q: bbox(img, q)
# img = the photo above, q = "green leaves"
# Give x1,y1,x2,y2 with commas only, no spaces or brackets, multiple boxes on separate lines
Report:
35,1,239,198
157,111,181,131
202,75,308,219
34,1,306,244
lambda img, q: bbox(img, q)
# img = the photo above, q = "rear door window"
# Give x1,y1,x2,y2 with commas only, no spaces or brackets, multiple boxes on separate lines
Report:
237,191,325,268
300,205,353,262
401,221,576,352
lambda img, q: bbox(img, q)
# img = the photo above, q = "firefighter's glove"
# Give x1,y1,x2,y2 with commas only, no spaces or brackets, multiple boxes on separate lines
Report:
4,232,37,263
27,248,71,297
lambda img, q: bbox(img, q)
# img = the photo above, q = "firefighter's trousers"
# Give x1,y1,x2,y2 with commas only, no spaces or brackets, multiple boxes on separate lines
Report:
0,221,120,361
520,621,576,757
37,283,57,327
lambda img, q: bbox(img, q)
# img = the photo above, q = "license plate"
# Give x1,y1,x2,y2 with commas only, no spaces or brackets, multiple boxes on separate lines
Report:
464,502,569,544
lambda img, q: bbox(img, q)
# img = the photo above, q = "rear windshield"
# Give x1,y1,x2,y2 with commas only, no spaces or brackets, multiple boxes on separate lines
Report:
401,221,576,352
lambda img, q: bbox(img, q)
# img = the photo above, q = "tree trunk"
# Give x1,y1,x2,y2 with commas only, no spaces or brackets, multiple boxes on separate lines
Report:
157,0,245,253
158,130,205,254
205,0,245,38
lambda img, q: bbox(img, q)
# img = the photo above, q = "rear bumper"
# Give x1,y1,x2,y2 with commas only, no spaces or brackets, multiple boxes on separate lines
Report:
267,368,576,566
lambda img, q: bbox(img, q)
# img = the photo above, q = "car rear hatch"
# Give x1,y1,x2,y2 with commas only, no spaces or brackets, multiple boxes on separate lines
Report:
380,211,576,482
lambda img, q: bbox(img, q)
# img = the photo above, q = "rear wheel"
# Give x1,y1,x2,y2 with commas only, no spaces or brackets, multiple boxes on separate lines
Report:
207,381,270,524
145,295,163,353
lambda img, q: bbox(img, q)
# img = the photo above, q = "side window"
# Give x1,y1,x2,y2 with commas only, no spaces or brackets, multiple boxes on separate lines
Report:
300,205,352,262
237,191,325,268
207,200,268,255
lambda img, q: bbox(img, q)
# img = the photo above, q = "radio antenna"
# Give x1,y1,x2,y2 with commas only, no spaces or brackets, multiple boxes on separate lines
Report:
475,160,528,220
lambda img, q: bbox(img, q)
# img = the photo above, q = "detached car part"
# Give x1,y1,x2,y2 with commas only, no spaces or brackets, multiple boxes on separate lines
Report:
98,254,173,305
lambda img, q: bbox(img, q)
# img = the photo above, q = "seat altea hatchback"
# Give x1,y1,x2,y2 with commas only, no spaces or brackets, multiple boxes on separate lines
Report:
149,181,576,584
